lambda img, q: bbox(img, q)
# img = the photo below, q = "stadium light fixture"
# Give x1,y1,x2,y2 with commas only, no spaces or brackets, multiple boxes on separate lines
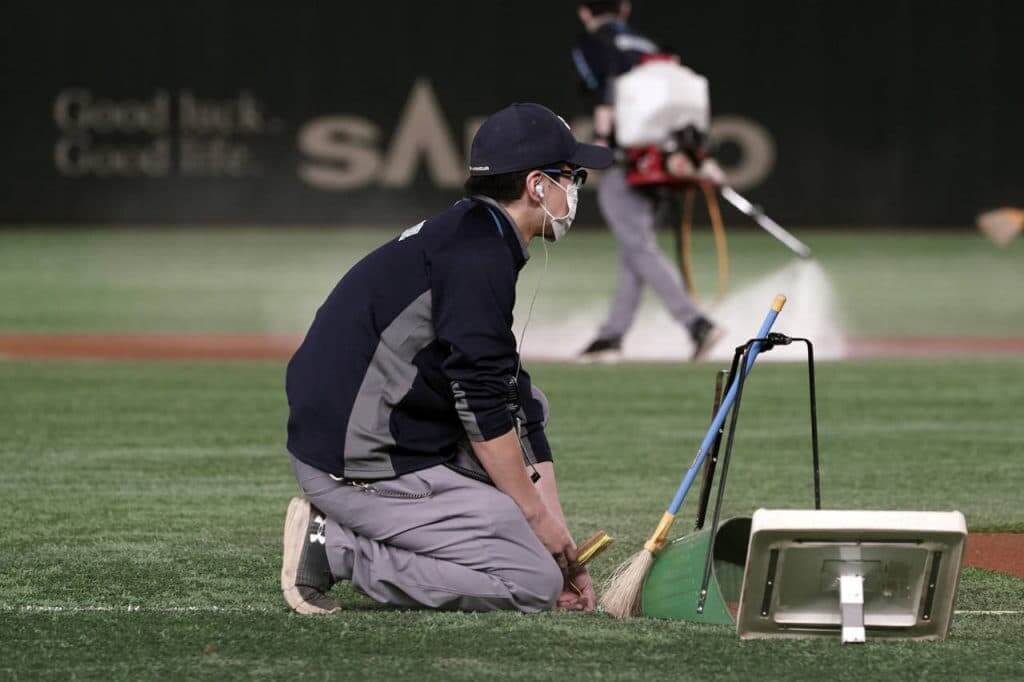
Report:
736,509,967,643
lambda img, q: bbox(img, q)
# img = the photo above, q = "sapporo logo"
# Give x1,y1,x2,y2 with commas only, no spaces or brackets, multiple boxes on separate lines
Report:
297,79,777,192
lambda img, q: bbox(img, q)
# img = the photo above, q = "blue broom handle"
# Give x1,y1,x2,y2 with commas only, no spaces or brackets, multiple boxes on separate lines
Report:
666,297,785,515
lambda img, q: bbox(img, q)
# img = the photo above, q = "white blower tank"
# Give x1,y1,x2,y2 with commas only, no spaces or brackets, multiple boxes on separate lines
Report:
614,60,710,147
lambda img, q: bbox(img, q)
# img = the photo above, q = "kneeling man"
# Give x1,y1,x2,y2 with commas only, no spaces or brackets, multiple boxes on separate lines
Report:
281,103,612,614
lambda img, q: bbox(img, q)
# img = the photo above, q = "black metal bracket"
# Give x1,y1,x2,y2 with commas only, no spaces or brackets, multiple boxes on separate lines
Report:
694,363,738,531
920,551,943,622
694,333,823,613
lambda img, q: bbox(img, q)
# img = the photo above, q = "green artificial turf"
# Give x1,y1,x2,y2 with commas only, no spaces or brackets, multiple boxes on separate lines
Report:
0,227,1021,336
1,359,1022,680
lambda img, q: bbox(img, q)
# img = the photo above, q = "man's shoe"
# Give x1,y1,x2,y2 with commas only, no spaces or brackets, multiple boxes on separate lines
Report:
688,317,725,361
578,336,623,363
281,497,340,614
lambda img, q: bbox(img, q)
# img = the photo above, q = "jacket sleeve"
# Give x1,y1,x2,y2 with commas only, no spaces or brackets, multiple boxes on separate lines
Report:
514,367,553,464
431,228,519,443
572,35,614,108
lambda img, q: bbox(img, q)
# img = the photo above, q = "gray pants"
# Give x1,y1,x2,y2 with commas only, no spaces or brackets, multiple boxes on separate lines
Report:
290,455,563,613
596,167,702,340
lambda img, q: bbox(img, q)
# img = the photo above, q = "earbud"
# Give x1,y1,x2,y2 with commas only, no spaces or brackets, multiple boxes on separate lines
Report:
535,183,544,197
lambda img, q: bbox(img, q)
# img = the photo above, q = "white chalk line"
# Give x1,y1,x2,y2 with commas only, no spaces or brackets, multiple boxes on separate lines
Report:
2,604,1020,616
3,604,275,614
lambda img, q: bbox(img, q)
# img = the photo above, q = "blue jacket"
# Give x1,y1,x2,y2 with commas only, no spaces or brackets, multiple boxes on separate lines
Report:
286,196,551,480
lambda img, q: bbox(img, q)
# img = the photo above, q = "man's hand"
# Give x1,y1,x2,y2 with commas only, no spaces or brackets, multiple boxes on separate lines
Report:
557,566,597,612
593,105,614,141
470,436,589,607
528,507,575,560
666,153,726,187
666,151,696,178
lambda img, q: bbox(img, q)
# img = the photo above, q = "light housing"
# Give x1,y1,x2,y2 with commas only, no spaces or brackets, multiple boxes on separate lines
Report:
736,509,967,642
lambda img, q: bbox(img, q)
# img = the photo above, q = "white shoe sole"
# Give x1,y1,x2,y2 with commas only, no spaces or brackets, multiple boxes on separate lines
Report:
281,497,339,615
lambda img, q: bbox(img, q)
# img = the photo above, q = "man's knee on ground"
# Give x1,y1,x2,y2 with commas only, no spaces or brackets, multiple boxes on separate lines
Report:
504,556,563,613
486,495,563,613
535,557,564,610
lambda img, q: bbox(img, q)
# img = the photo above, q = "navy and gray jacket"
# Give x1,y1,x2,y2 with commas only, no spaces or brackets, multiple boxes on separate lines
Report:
286,195,551,480
572,20,659,148
572,20,659,108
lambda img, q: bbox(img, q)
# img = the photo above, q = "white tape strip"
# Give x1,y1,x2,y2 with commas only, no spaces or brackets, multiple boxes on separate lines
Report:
3,604,1019,616
2,604,274,613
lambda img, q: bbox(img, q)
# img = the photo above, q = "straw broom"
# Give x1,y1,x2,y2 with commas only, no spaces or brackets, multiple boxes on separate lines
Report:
599,512,675,617
599,294,787,618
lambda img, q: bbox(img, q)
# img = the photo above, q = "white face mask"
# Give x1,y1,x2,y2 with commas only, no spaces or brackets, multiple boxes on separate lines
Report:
539,173,579,242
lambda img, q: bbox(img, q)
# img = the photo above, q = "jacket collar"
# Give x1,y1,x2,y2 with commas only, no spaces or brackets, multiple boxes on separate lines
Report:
471,195,530,268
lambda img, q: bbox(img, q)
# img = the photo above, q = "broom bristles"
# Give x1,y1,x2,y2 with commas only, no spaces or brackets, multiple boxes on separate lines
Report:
599,548,654,618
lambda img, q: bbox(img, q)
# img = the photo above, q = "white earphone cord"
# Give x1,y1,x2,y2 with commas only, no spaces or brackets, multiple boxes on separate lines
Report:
514,210,550,381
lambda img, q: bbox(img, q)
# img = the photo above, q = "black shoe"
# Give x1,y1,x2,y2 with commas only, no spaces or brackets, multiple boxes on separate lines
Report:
281,497,340,614
578,336,623,363
688,317,725,361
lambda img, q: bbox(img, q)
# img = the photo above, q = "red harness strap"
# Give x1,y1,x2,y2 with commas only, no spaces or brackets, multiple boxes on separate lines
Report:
621,52,704,188
625,147,682,187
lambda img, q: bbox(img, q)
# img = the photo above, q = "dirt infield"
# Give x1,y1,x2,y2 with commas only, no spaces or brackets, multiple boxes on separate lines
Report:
965,533,1024,579
2,333,1024,362
0,334,302,360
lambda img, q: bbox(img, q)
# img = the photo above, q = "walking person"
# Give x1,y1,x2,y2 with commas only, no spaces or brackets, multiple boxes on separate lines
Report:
573,0,723,361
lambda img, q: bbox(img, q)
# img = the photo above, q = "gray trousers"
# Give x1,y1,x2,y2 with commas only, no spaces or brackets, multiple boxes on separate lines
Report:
596,167,702,340
290,455,563,613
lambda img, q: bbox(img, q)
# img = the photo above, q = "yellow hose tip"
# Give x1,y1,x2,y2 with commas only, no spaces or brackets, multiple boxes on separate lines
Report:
771,294,787,312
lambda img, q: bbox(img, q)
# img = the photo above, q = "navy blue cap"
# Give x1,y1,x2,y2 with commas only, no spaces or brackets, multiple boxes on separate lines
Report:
469,103,614,176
